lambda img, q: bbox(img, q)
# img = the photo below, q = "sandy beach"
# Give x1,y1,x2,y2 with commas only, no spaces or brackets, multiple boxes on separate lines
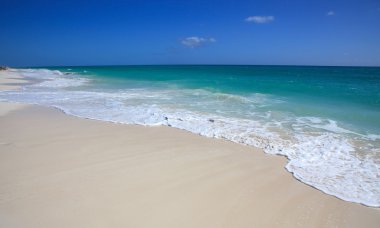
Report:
0,70,379,227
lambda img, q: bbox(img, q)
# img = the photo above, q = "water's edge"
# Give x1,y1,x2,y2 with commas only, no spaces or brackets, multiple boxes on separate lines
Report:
1,68,379,208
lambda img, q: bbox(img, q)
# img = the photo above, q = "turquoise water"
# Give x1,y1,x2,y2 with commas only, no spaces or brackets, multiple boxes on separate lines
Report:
55,65,380,133
1,65,379,206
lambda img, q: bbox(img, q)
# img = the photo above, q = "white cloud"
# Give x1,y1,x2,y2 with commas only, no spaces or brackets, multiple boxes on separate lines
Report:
181,36,216,48
327,11,335,16
245,16,274,24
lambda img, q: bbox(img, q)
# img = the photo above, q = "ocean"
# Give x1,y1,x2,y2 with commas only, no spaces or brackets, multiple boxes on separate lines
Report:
1,65,379,207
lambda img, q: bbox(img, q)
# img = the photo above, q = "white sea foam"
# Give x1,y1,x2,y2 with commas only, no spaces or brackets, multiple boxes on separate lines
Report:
367,134,380,141
11,68,63,79
31,78,89,88
295,117,357,134
11,69,90,88
1,68,379,207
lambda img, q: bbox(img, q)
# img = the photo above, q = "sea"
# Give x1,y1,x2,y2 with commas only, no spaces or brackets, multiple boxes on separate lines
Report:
1,65,379,207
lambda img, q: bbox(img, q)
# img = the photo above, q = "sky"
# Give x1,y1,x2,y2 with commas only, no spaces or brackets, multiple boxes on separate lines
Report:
1,0,380,67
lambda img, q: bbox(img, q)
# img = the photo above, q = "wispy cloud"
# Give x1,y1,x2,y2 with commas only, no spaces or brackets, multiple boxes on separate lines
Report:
327,11,335,16
245,16,274,24
181,36,216,48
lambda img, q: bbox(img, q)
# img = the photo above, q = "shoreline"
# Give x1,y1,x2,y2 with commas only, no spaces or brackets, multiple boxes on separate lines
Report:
1,69,379,227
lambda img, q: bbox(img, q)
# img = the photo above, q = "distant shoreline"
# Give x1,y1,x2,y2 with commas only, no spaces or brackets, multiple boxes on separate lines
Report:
8,64,380,69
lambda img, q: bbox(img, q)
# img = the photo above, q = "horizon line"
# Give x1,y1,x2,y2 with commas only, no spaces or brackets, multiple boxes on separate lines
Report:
11,63,380,68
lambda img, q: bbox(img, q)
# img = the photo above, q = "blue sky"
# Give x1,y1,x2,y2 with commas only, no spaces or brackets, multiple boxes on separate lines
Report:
1,0,380,67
